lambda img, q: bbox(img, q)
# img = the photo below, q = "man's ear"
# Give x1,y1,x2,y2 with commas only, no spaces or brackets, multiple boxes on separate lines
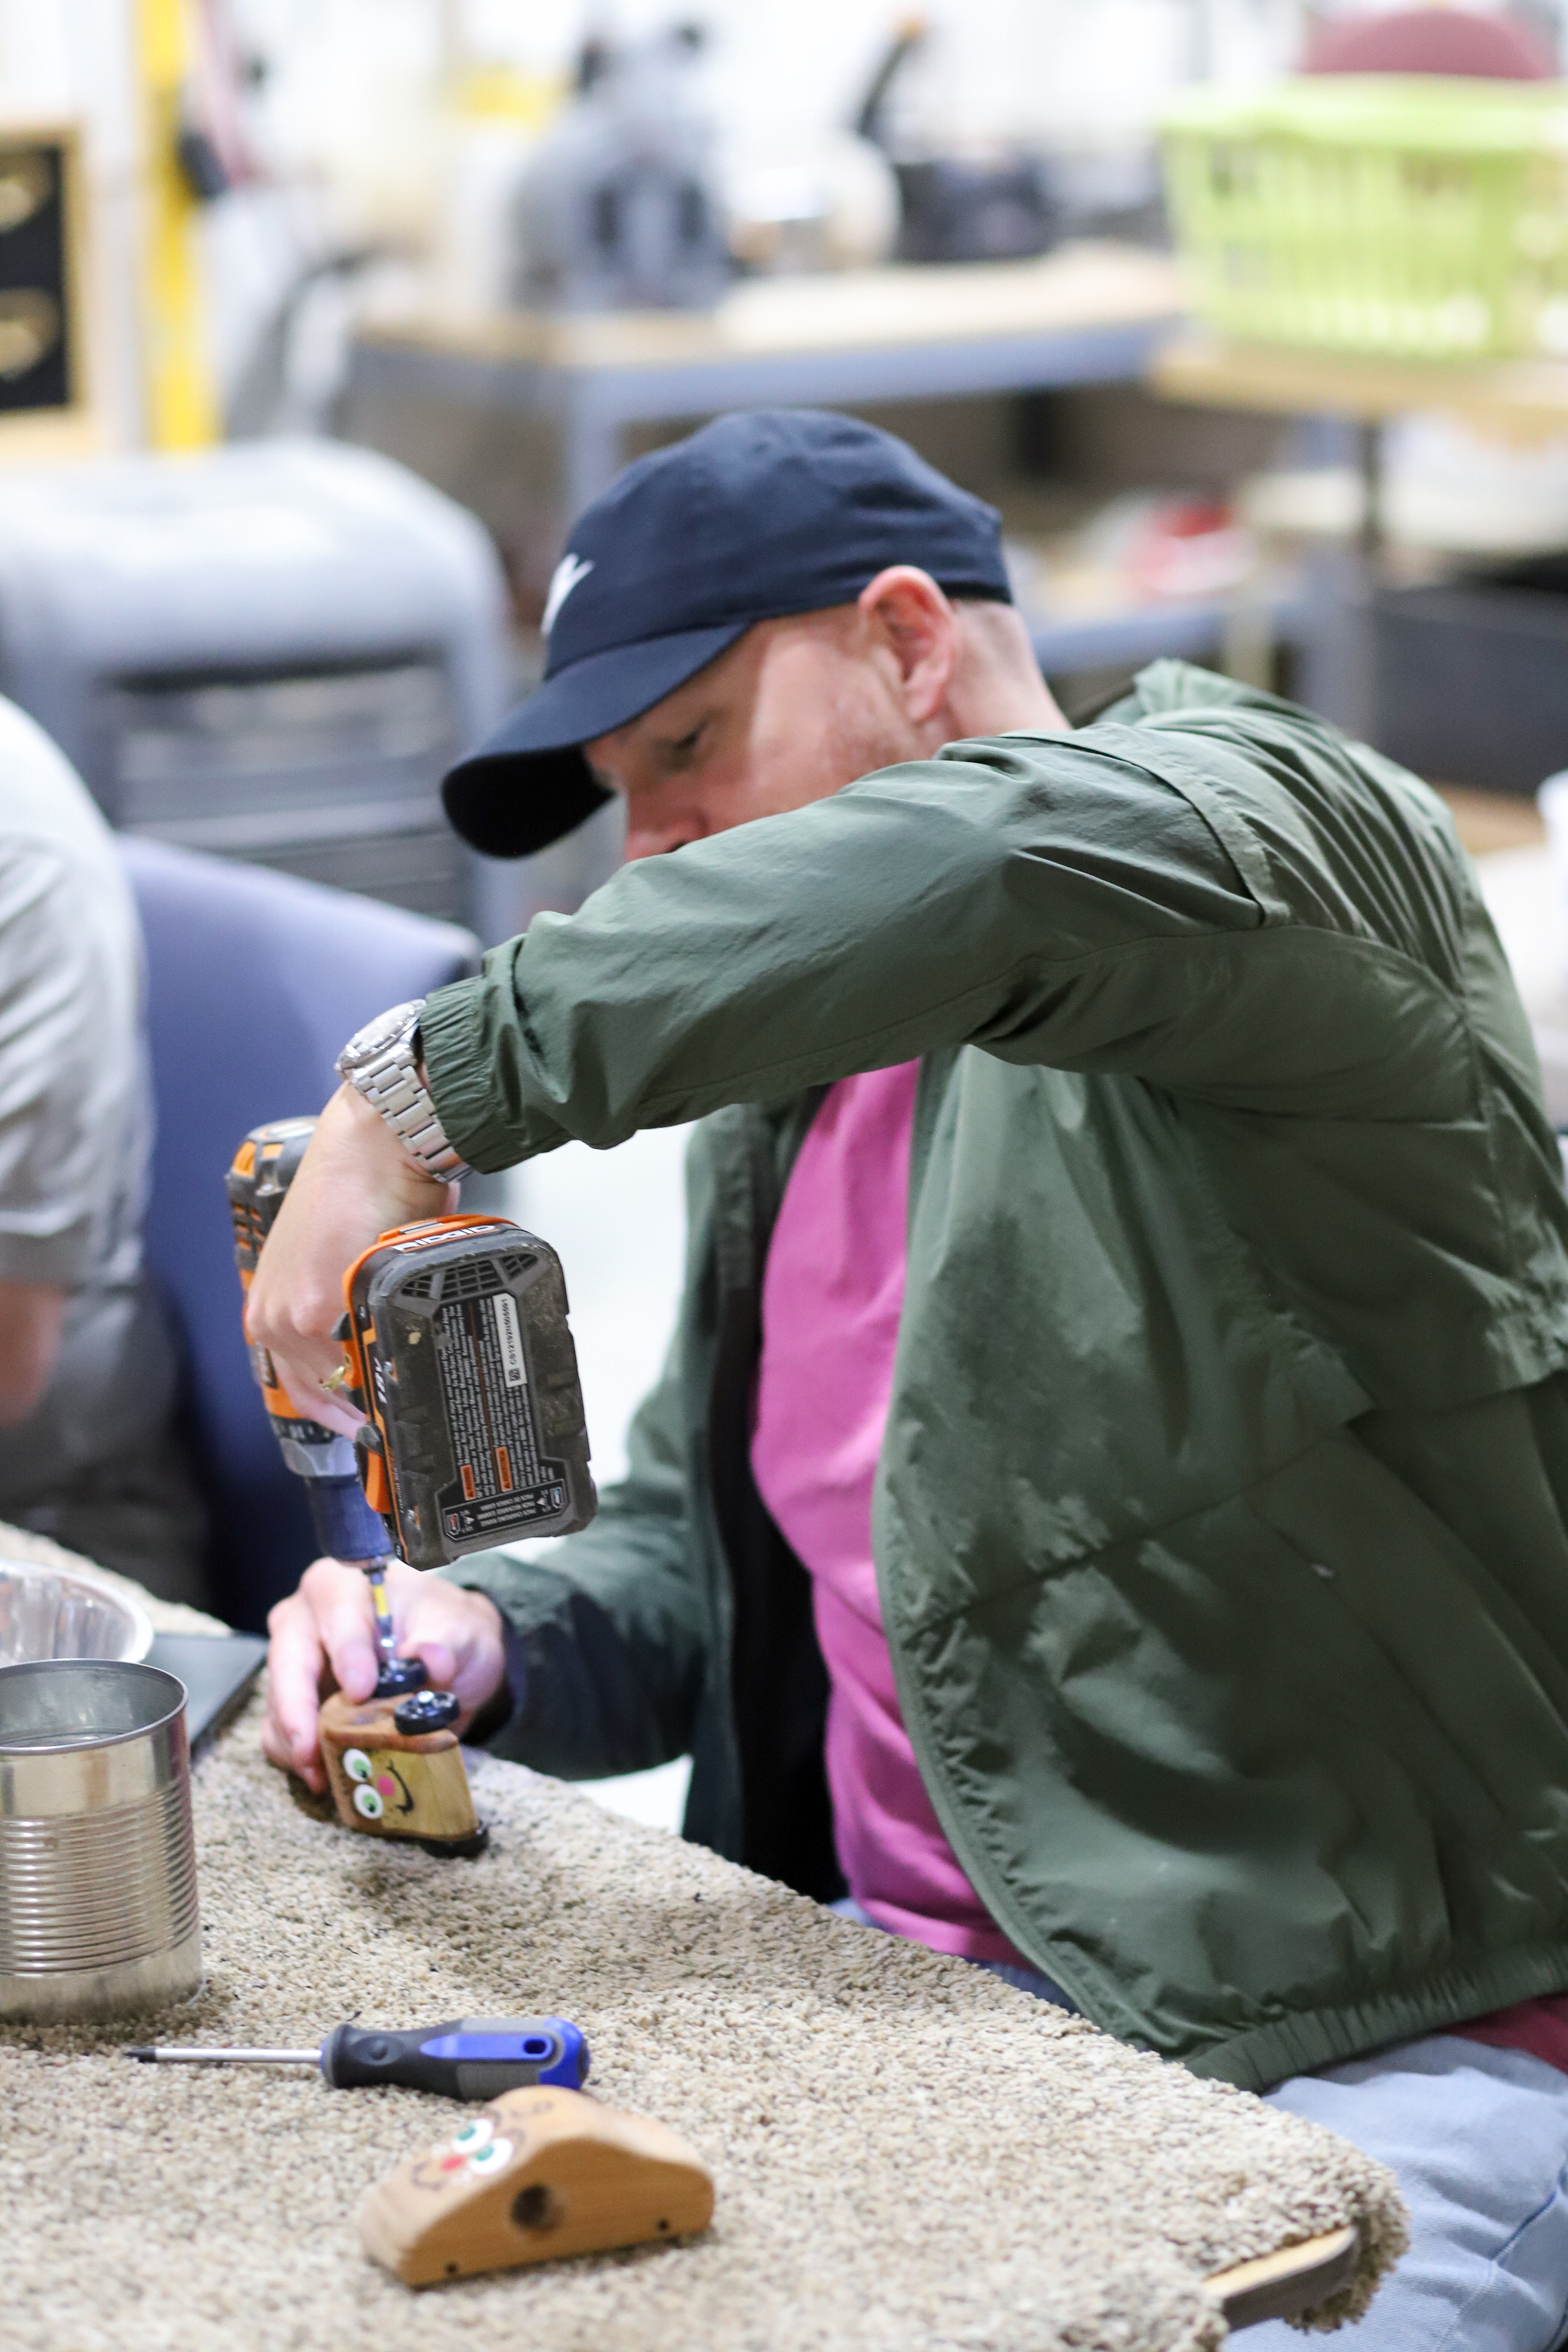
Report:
857,566,957,722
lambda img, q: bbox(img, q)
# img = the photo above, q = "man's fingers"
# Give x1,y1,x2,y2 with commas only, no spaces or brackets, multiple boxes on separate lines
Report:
260,1701,325,1794
421,1591,508,1720
383,1574,461,1701
263,1563,507,1798
263,1592,330,1788
245,1082,445,1377
262,1558,380,1800
409,1636,456,1690
271,1348,362,1436
305,1560,381,1704
242,1266,345,1358
394,1577,506,1721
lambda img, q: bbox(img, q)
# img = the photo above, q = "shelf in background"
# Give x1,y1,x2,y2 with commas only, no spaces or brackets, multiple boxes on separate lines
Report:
1154,334,1568,438
348,240,1187,516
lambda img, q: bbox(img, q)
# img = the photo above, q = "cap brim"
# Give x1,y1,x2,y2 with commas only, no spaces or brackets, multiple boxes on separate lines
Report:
443,620,748,858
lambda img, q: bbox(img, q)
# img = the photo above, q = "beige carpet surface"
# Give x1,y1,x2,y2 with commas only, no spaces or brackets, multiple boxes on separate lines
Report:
2,1557,1405,2352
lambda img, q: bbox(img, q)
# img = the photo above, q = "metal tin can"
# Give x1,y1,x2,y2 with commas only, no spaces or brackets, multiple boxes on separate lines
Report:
0,1659,201,2021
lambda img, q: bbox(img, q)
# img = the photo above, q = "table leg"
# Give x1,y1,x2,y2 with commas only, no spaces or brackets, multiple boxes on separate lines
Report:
1346,415,1386,743
1355,418,1384,562
1295,418,1383,741
562,384,624,522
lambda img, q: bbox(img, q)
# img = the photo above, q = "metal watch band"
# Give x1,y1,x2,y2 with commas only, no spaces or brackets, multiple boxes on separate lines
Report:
335,1000,473,1186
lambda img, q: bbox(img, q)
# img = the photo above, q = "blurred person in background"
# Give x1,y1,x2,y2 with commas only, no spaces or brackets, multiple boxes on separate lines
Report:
0,694,207,1606
253,414,1568,2349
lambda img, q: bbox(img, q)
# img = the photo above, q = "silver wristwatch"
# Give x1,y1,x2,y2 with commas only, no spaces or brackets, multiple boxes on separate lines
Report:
335,999,473,1185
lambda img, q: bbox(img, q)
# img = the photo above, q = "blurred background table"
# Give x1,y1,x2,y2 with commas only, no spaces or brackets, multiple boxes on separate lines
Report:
350,243,1186,522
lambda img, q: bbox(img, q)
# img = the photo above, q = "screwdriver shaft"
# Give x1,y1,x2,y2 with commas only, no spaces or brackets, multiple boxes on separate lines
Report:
126,2047,319,2065
364,1557,397,1673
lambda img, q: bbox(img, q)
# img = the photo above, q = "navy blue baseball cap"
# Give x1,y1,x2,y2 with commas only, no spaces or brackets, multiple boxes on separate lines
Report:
442,409,1012,858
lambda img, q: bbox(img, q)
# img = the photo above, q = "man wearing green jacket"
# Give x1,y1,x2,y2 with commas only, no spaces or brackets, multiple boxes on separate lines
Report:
253,412,1568,2347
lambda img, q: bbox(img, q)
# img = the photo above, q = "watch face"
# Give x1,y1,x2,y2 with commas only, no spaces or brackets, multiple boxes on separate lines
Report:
342,1000,419,1074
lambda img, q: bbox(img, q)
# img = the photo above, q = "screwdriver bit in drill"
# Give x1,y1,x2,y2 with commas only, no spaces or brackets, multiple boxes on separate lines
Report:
125,2016,590,2098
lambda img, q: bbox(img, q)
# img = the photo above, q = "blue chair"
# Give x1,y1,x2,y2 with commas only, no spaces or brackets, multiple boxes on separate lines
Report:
120,838,479,1632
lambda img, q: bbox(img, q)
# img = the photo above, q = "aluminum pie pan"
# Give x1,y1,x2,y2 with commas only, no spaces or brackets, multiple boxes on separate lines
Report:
0,1557,154,1669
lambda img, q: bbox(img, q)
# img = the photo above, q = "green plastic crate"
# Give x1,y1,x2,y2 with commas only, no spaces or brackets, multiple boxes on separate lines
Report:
1159,75,1568,360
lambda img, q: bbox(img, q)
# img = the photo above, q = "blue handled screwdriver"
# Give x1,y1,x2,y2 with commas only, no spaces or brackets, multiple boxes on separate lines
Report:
126,2015,589,2098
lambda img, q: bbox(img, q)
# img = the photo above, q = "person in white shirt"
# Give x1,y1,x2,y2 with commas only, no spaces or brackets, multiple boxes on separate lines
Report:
0,694,206,1604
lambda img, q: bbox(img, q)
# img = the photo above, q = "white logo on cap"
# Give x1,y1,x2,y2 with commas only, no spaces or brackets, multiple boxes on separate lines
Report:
543,553,594,635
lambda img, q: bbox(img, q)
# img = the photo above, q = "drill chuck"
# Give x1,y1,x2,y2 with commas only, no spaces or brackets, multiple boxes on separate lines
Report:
301,1468,393,1566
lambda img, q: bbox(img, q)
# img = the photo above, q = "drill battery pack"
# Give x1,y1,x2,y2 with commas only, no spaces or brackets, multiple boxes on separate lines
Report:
341,1217,596,1571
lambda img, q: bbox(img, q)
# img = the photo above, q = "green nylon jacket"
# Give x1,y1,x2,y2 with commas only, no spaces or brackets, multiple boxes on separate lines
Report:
423,661,1568,2094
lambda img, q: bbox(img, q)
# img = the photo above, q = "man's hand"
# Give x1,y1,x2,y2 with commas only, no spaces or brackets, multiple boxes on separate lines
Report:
263,1557,508,1792
245,1081,448,1432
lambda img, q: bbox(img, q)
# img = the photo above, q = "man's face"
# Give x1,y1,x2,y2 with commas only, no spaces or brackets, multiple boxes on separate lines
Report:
585,604,929,862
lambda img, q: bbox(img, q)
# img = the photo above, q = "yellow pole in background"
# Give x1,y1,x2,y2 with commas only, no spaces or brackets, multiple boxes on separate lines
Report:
136,0,218,448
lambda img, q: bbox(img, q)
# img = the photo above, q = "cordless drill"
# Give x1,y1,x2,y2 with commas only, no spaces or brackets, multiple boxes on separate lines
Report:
228,1119,596,1852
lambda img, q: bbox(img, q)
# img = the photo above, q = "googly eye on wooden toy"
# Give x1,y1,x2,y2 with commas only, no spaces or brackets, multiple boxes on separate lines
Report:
360,2087,715,2287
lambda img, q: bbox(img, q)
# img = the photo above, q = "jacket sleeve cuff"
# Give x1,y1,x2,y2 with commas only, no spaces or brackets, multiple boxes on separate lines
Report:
461,1604,531,1748
439,1549,554,1756
419,973,520,1174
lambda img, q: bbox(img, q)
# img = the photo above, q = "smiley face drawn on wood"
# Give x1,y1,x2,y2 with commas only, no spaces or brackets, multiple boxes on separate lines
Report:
339,1745,415,1822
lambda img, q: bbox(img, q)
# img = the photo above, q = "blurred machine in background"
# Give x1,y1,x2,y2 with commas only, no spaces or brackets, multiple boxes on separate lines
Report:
0,438,510,925
512,24,732,311
854,17,1059,265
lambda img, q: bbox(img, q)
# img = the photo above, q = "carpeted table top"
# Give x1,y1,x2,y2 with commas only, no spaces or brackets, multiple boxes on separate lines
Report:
1,1542,1405,2352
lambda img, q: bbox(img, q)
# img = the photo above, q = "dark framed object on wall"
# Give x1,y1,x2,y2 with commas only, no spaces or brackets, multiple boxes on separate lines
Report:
0,124,91,443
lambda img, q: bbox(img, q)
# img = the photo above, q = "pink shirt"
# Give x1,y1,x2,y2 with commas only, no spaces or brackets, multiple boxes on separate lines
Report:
1456,1996,1568,2075
751,1060,1027,1968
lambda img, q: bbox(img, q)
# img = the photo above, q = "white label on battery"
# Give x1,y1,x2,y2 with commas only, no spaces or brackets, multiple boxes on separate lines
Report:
493,1291,527,1388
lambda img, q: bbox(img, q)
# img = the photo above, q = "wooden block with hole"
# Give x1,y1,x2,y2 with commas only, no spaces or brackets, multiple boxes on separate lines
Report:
359,2086,715,2286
